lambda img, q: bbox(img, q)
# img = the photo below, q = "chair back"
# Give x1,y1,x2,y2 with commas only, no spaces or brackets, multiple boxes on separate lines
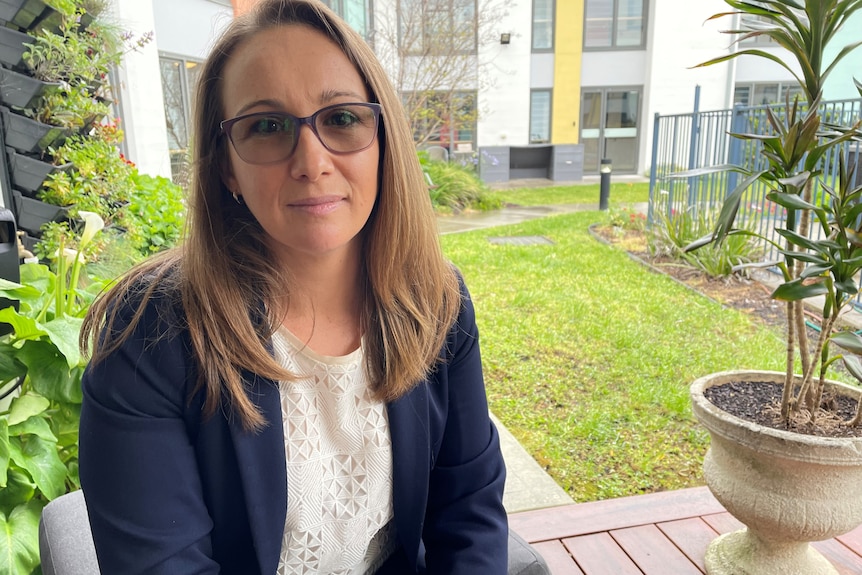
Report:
39,490,101,575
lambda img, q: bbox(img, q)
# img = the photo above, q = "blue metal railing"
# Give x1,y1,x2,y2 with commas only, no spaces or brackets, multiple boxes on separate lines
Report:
649,98,862,264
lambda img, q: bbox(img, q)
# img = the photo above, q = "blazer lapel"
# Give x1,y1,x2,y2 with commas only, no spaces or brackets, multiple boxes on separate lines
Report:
229,373,287,575
387,383,431,569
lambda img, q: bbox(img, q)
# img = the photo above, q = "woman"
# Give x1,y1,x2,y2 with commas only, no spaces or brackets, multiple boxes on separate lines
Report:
78,0,509,573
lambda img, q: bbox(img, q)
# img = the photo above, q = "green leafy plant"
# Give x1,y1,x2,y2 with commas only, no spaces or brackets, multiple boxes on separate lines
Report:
683,0,862,425
125,171,186,255
418,152,503,213
651,207,761,279
0,214,109,574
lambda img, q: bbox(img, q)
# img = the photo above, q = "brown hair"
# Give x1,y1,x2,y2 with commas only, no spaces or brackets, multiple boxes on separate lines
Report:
81,0,460,430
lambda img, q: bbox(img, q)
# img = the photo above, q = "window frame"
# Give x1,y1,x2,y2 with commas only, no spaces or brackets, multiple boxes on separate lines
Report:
159,52,203,185
583,0,647,51
532,0,555,53
398,0,478,56
529,88,553,144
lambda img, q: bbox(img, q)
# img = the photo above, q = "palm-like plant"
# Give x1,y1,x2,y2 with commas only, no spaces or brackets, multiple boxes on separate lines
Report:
686,0,862,425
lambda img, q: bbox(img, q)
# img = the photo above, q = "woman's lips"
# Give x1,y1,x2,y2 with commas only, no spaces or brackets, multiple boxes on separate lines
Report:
289,195,344,215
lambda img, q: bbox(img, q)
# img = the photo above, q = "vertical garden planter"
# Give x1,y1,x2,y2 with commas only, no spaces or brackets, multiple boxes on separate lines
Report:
1,107,69,154
0,25,32,69
0,66,59,109
6,146,72,193
12,189,68,233
0,0,48,31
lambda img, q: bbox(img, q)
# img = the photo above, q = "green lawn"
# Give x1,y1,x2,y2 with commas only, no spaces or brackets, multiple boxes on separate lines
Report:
440,208,788,502
488,181,650,207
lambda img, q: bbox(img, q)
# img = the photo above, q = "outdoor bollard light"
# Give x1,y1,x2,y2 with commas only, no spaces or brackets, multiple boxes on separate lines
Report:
599,158,612,210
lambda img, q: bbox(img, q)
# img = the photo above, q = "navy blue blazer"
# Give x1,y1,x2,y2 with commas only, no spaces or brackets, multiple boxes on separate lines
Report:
78,278,508,574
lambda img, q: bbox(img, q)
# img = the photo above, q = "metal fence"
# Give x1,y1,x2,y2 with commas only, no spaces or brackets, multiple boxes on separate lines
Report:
648,98,862,264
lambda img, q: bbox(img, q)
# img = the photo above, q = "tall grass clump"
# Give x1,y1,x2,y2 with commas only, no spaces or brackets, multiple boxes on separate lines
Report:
650,207,761,279
418,152,503,212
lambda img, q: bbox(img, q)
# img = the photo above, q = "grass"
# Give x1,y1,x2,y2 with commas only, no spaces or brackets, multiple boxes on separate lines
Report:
440,205,789,503
488,181,650,206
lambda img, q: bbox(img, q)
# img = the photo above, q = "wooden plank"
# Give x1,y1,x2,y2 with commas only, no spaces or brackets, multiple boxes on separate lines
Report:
509,486,724,543
610,524,704,575
562,533,643,575
835,524,862,557
530,540,585,575
810,539,862,575
700,512,744,535
656,517,719,573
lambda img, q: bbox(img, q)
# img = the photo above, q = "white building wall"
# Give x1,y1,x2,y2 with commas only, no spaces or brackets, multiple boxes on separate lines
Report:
476,0,532,147
640,0,732,174
108,0,173,178
151,0,233,59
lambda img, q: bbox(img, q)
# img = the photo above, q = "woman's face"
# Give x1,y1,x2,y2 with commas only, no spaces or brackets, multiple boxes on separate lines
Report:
221,24,379,265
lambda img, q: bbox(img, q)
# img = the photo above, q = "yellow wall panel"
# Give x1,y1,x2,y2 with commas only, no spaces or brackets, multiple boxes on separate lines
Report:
552,0,583,144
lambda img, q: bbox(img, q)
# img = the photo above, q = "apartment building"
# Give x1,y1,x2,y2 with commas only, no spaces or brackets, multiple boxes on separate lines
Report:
108,0,861,182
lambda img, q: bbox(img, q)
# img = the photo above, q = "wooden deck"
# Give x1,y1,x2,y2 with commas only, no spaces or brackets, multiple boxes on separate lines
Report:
508,486,862,574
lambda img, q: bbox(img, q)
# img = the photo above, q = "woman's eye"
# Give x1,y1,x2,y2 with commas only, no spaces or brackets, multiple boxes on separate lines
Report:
325,110,360,128
250,117,286,134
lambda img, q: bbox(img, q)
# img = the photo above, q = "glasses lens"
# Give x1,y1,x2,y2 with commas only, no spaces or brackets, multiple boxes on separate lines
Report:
314,104,379,153
228,113,297,164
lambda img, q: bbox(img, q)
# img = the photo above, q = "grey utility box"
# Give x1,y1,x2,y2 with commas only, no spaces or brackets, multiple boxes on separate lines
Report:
550,144,584,181
478,146,510,183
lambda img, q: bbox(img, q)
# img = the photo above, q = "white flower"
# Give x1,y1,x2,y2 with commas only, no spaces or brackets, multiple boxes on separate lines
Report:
78,211,105,249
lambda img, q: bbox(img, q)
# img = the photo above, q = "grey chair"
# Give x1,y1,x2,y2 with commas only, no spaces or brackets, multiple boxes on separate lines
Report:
39,490,549,574
39,490,100,575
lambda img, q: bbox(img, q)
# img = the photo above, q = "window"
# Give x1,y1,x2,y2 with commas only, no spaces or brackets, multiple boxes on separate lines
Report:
405,90,477,150
532,0,554,51
584,0,645,49
322,0,373,40
160,55,202,186
530,90,552,143
399,0,477,55
733,82,805,106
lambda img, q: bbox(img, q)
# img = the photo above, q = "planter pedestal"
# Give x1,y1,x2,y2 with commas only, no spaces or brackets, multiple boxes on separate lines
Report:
691,370,862,575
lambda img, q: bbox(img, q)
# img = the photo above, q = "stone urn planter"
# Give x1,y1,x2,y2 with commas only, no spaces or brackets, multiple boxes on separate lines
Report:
691,370,862,575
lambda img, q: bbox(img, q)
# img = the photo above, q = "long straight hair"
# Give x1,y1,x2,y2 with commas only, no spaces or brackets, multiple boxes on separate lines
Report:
81,0,461,430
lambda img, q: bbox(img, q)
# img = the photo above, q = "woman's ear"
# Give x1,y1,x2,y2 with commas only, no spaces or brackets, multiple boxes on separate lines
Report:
221,163,238,197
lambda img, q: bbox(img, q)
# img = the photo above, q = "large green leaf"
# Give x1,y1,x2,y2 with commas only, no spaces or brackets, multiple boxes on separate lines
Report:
17,342,81,404
0,343,26,383
51,403,81,449
843,355,862,385
41,316,84,368
0,420,7,489
7,394,50,427
0,468,36,513
771,278,830,301
9,416,57,443
0,309,46,343
832,331,862,355
0,500,42,575
7,436,66,500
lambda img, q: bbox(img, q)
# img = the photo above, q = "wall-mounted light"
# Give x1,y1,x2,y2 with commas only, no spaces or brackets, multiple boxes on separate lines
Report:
500,33,511,45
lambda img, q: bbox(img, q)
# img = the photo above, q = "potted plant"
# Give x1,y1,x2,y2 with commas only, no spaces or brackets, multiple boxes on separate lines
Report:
682,1,862,574
0,212,107,575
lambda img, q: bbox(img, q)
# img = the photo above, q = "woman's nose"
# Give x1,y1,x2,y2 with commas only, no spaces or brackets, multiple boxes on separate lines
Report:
288,124,333,181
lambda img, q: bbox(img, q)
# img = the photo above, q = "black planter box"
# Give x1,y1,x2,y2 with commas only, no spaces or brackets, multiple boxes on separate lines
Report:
1,106,69,154
0,66,58,109
12,189,67,233
0,25,32,70
0,0,47,31
6,146,71,193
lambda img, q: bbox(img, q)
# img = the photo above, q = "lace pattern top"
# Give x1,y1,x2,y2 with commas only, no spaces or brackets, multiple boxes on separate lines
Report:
273,327,396,574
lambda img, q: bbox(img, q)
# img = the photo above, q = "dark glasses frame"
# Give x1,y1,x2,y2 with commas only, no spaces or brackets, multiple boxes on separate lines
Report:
220,102,382,165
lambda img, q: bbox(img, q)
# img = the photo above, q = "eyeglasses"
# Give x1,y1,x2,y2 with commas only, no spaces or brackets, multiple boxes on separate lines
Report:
220,102,382,165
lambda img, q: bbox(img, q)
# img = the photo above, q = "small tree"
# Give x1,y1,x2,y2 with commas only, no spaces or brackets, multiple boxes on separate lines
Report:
372,0,508,148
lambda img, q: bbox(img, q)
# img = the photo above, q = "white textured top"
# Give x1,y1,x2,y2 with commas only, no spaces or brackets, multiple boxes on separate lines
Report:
273,327,396,575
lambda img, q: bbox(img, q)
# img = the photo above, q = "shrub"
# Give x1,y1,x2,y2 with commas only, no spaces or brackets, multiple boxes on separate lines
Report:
418,153,502,212
649,207,761,279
